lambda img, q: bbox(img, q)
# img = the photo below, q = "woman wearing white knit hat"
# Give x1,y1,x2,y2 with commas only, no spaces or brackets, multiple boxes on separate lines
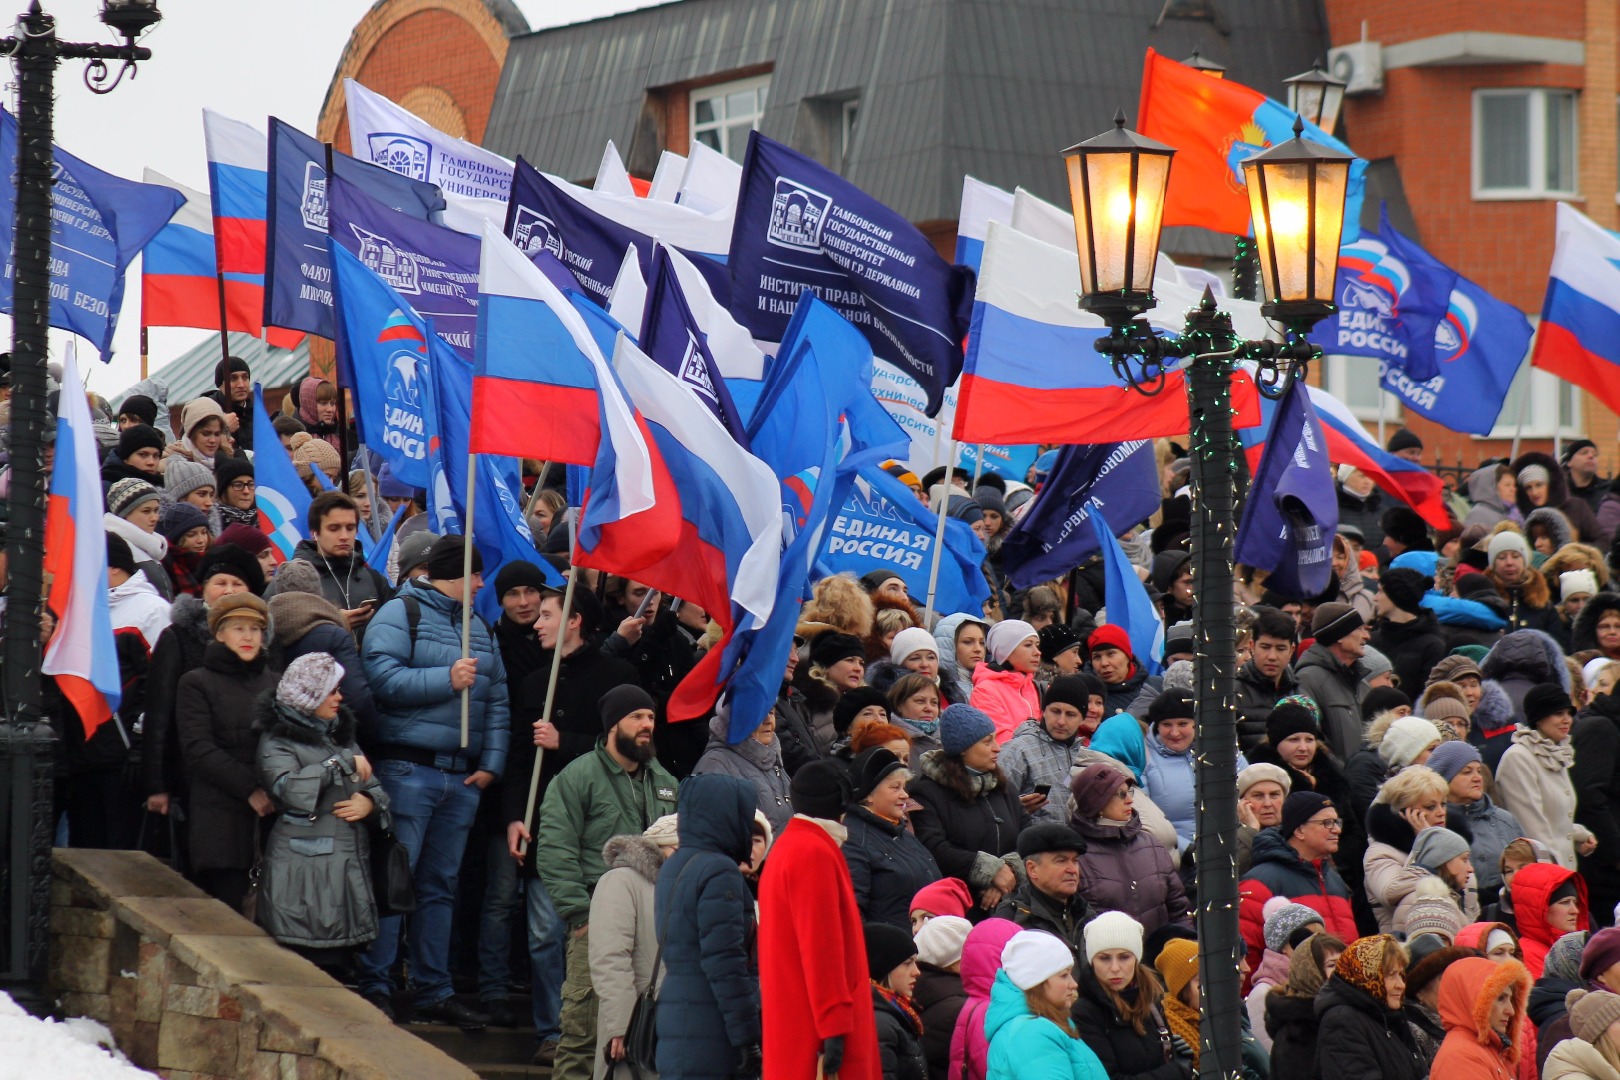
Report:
1071,912,1178,1078
983,930,1106,1080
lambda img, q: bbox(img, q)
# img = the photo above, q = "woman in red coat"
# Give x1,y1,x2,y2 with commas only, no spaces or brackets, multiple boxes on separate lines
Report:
760,761,880,1080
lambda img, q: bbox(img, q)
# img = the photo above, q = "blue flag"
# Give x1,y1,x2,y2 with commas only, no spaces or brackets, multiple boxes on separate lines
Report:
365,503,410,580
506,158,731,308
1234,378,1338,598
817,465,989,617
641,244,749,446
999,441,1160,591
719,295,908,741
0,109,181,358
1090,508,1164,675
418,322,563,620
264,117,445,338
251,385,312,563
327,174,481,364
727,132,975,416
1376,230,1533,436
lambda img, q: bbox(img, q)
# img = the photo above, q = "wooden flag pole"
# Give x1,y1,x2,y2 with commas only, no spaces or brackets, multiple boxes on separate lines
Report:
458,449,477,749
922,440,955,628
517,513,578,860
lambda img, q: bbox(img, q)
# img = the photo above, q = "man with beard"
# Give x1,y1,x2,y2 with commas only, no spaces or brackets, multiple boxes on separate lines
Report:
533,685,679,1080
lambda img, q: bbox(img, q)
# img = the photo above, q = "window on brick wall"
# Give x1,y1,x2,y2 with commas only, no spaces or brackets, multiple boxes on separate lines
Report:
1484,357,1581,438
691,76,770,163
1320,354,1401,423
1473,88,1577,199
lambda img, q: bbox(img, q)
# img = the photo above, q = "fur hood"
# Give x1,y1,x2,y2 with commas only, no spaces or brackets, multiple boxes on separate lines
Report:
918,747,1006,802
1539,543,1610,591
1437,955,1531,1066
169,592,213,645
601,834,665,883
1524,506,1574,553
1572,591,1620,653
1473,679,1515,734
1510,451,1572,516
251,687,358,747
1482,629,1571,690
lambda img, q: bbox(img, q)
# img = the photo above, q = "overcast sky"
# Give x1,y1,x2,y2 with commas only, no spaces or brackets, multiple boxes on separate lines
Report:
16,0,660,396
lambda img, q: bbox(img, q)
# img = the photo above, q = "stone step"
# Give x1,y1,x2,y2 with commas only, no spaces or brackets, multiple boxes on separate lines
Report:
406,1020,539,1066
464,1063,552,1080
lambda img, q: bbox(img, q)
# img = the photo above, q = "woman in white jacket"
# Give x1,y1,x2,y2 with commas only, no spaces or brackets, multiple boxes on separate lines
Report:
1495,683,1596,869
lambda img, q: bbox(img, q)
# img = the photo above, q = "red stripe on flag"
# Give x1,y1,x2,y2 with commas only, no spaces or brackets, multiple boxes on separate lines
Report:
215,220,267,276
958,375,1260,443
142,275,223,330
42,495,111,737
1532,321,1620,415
470,377,600,464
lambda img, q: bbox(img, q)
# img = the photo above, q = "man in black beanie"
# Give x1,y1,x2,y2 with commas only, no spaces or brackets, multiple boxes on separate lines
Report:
1369,567,1447,695
1000,674,1095,825
1386,427,1423,463
115,393,158,430
1562,438,1609,517
1237,790,1357,960
1294,602,1371,760
203,355,253,446
101,423,166,490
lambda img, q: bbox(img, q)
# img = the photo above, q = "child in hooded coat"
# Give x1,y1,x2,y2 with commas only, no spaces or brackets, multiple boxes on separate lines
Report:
947,918,1021,1080
1430,955,1533,1080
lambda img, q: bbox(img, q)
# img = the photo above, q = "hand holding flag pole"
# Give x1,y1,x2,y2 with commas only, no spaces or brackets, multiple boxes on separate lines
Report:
517,513,579,861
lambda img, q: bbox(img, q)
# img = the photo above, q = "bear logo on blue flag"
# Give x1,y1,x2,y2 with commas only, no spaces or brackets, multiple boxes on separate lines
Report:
300,162,328,231
350,224,421,295
511,206,565,261
385,352,421,407
768,177,831,251
367,133,432,182
1436,288,1477,362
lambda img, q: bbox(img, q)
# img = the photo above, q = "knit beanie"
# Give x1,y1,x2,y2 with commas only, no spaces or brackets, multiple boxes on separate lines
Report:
492,559,549,600
1279,791,1333,841
424,534,484,580
207,591,269,635
1421,695,1472,733
1424,740,1481,783
396,531,439,580
292,434,341,478
1408,827,1472,872
1524,683,1574,728
216,523,271,558
1084,910,1145,963
263,557,321,599
939,703,996,756
1380,568,1431,615
890,626,938,667
1238,763,1292,798
914,915,972,969
790,760,852,820
833,686,891,737
197,543,266,596
1362,686,1412,721
811,631,866,670
1360,646,1394,684
1087,623,1132,659
1263,899,1325,954
276,653,344,713
599,684,656,733
642,814,680,847
214,355,250,389
1567,989,1620,1044
1387,428,1423,455
911,878,974,921
1154,937,1199,1000
1071,762,1131,820
1547,932,1591,984
157,501,210,546
1402,898,1464,943
115,423,164,462
973,486,1005,517
1037,623,1082,663
1487,530,1531,566
1160,658,1195,694
1379,716,1443,768
1003,930,1076,990
107,477,162,519
1518,463,1551,488
986,619,1037,665
214,454,254,494
105,532,137,576
163,458,215,504
1311,602,1364,645
116,394,158,427
1266,700,1319,747
1563,570,1600,603
1042,674,1093,715
1146,688,1195,726
1428,654,1484,687
1581,927,1620,983
865,922,919,982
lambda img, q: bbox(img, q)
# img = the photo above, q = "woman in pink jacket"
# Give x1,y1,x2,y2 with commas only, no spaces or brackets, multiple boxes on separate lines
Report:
971,620,1042,743
949,917,1021,1080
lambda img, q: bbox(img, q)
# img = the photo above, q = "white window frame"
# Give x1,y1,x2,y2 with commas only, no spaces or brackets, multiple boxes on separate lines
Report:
1472,87,1579,200
1320,353,1402,424
690,75,770,163
1482,356,1582,439
841,99,860,161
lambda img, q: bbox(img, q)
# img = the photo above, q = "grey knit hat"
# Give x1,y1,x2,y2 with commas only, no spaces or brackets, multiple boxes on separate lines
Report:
276,652,344,714
163,457,215,503
264,558,322,599
1546,931,1590,984
396,530,439,580
107,477,162,519
1360,645,1393,684
1263,901,1325,953
1408,827,1471,873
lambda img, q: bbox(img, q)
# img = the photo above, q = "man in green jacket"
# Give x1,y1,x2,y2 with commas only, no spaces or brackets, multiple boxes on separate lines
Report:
535,684,679,1080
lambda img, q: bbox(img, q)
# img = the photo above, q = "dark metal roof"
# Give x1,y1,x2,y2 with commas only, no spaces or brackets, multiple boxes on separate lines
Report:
484,0,1328,223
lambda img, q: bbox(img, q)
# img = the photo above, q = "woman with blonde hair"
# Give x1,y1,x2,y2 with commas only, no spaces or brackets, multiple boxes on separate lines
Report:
1544,988,1620,1080
1363,765,1456,933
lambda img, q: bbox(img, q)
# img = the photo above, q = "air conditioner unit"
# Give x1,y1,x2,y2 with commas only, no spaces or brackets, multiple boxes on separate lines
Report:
1329,41,1384,95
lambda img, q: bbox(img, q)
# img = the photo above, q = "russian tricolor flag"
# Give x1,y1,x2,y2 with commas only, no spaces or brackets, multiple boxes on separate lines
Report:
953,220,1263,445
141,169,249,334
1532,202,1620,415
956,176,1014,273
201,109,301,349
43,345,121,736
1239,382,1450,530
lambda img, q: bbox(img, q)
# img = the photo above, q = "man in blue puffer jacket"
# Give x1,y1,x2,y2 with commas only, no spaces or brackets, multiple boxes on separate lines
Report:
355,535,509,1030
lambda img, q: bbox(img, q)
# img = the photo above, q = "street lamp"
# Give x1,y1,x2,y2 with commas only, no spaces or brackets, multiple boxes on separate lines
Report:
1065,113,1348,1079
1284,61,1348,136
1181,49,1226,78
0,0,160,1009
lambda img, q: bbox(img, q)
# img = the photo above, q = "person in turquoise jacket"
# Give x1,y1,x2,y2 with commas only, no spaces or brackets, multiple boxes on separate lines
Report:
985,930,1108,1080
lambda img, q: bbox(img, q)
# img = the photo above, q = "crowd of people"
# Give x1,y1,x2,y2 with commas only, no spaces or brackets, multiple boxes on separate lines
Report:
37,353,1620,1080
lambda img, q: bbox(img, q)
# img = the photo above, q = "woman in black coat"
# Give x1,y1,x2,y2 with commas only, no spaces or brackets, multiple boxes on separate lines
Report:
653,774,762,1080
1069,912,1185,1080
173,593,278,909
867,922,929,1080
912,947,966,1080
844,748,942,929
907,704,1030,911
1312,935,1424,1080
1264,931,1345,1080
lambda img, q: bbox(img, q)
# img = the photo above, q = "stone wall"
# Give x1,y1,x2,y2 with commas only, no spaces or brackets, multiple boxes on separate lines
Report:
48,848,476,1080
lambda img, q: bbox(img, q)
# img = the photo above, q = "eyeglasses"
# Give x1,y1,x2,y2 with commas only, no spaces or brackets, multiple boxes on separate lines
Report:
229,480,255,492
1308,818,1343,830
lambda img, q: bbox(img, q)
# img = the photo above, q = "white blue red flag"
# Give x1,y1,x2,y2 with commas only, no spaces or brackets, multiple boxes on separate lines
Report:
1532,202,1620,415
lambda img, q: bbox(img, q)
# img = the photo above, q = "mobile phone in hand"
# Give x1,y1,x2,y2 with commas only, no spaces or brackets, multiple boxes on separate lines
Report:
1032,784,1051,797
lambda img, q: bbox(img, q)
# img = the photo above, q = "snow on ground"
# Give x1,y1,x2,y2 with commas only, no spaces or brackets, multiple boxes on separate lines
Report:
0,992,155,1079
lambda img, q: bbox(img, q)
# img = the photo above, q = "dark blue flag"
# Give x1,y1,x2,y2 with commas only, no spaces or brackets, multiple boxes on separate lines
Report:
999,440,1160,591
1376,229,1533,436
727,132,975,416
641,244,749,446
505,158,731,308
0,109,181,359
817,465,988,616
1234,377,1338,598
327,174,481,366
264,117,445,338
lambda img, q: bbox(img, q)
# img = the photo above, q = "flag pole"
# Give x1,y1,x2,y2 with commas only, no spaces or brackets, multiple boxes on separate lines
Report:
139,325,149,381
358,441,386,541
517,512,578,860
1510,369,1532,461
523,460,552,520
1376,384,1387,447
923,439,955,628
459,450,477,749
970,444,985,490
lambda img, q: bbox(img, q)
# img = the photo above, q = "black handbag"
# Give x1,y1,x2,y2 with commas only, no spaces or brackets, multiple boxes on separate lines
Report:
369,827,416,917
623,859,696,1075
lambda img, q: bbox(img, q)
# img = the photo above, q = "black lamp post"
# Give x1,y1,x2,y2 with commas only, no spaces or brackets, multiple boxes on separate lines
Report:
0,0,159,1008
1066,114,1350,1079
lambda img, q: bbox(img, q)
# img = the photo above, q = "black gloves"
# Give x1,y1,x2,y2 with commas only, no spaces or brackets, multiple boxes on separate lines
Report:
821,1035,845,1076
733,1043,762,1079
